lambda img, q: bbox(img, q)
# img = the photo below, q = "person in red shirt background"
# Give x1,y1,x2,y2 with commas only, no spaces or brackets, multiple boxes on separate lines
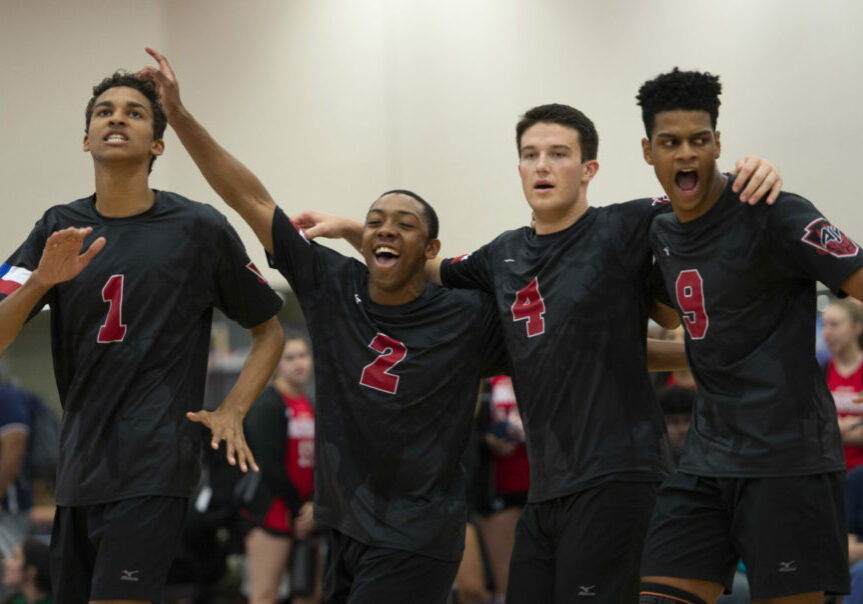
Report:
477,375,529,603
823,299,863,471
241,332,318,603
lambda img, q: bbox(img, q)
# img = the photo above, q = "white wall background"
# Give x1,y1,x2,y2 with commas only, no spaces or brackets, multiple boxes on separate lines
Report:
2,0,862,291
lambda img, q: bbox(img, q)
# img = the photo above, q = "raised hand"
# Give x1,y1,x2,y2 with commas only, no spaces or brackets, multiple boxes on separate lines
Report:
140,47,183,119
34,227,106,288
187,407,259,473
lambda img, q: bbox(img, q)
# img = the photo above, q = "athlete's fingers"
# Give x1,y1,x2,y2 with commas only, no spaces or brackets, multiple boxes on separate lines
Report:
766,174,782,205
145,47,174,79
81,237,106,263
854,393,863,405
731,156,754,193
186,410,210,427
225,437,236,466
737,163,769,203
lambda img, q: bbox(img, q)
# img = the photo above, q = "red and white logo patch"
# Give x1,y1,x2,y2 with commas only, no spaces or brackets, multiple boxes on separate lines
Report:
651,195,670,206
246,262,269,284
801,218,859,258
450,253,471,263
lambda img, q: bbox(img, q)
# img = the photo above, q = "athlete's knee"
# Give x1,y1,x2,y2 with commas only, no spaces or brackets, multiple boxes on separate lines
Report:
639,581,708,604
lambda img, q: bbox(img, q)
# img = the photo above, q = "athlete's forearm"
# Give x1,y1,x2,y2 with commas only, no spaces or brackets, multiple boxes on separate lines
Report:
169,107,277,254
842,266,863,302
0,274,51,356
646,337,688,372
650,300,680,329
217,316,284,418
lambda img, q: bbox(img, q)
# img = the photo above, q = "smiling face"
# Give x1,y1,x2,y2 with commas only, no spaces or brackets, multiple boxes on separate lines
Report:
642,109,725,222
83,86,164,169
361,193,440,305
517,122,598,233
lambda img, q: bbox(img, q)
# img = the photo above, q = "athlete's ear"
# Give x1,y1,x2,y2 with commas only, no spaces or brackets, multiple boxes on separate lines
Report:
83,133,91,153
425,238,441,260
151,138,165,158
642,138,654,166
581,159,599,184
714,130,721,160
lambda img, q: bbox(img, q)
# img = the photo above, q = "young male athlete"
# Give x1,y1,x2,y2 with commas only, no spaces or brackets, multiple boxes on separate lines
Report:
300,105,782,601
636,68,863,604
141,48,509,604
0,72,284,603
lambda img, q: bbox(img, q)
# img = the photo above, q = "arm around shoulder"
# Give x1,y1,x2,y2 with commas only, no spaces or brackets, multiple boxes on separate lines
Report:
842,266,863,302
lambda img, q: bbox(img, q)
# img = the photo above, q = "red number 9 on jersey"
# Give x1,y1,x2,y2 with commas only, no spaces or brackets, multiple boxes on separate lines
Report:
675,269,709,340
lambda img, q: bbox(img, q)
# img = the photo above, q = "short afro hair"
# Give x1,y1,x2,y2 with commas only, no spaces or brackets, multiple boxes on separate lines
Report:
636,68,721,139
516,104,599,162
377,189,439,240
85,71,167,173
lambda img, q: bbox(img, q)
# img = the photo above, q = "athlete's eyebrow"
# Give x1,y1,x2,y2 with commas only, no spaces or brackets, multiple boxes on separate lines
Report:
367,208,421,220
92,100,149,113
654,129,712,139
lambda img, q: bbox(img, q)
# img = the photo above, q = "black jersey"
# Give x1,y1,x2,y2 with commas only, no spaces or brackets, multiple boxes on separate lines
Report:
649,178,863,477
268,208,507,562
440,198,674,503
0,192,282,505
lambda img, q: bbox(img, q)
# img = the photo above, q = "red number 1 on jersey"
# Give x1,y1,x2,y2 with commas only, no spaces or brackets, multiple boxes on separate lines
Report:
98,274,127,343
675,269,709,340
360,333,407,394
512,277,546,337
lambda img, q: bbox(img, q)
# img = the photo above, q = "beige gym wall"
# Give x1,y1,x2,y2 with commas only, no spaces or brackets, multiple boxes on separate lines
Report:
2,0,861,290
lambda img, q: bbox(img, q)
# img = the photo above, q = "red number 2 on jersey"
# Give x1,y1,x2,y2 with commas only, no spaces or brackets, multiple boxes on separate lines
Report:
97,274,127,343
511,277,546,337
675,269,709,340
360,333,407,394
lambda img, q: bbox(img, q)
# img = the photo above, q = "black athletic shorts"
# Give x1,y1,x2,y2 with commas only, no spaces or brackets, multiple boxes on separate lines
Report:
322,527,459,604
506,479,659,603
641,471,850,600
50,495,188,603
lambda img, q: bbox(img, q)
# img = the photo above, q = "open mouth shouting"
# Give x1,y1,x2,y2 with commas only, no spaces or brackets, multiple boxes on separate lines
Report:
675,169,698,194
374,245,400,268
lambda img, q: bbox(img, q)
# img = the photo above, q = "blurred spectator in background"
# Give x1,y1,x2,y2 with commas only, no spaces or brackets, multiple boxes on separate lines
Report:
476,376,528,604
239,333,319,604
0,376,37,560
657,386,694,468
822,299,863,471
2,537,51,604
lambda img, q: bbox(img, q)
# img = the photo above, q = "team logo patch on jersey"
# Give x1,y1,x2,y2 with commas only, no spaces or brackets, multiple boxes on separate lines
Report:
651,194,670,206
245,262,269,284
450,253,471,263
289,218,310,244
801,218,859,258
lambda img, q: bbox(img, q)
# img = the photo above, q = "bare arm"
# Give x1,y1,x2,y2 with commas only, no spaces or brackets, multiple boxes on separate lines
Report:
842,267,863,302
650,300,680,330
0,430,28,497
646,337,688,372
850,534,863,565
0,228,104,356
141,48,277,254
187,316,284,472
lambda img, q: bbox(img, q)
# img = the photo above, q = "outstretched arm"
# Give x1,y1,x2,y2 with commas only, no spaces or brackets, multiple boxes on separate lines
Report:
141,48,277,254
291,209,445,284
0,228,104,355
646,337,688,372
187,315,283,472
731,156,782,204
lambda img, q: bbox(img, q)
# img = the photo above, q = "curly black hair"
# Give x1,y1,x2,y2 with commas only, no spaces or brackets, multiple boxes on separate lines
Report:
636,68,721,139
376,189,439,240
516,103,599,162
84,71,167,173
